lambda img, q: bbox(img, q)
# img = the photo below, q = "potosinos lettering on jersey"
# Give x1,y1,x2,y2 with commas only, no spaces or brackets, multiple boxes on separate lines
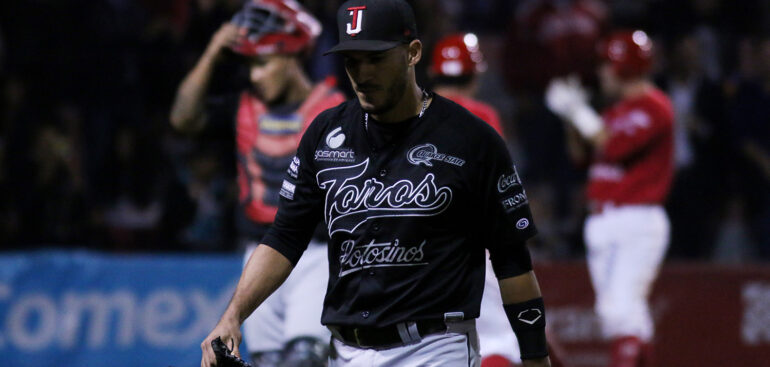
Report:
338,238,428,277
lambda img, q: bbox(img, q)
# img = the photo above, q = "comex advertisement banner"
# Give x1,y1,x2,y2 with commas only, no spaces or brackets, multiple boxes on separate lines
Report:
0,251,241,367
2,252,770,367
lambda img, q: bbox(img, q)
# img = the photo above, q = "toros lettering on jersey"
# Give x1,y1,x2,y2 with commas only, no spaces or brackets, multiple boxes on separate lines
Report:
316,159,453,236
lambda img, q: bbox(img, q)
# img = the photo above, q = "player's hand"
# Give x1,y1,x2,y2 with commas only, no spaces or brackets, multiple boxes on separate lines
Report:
545,75,603,140
201,316,242,367
521,356,552,367
204,23,240,60
211,337,253,367
545,75,588,120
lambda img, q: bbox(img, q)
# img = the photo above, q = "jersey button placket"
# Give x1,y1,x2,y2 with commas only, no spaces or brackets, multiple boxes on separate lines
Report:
361,311,370,318
378,169,387,177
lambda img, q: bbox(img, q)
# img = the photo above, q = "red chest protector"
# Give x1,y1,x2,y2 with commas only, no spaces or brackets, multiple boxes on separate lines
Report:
235,77,345,224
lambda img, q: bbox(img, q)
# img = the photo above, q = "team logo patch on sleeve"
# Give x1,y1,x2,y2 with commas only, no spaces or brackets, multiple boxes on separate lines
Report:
280,180,296,200
516,218,530,230
287,156,300,179
501,191,529,213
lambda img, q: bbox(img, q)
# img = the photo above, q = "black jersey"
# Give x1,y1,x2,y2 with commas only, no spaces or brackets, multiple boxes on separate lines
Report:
261,93,537,327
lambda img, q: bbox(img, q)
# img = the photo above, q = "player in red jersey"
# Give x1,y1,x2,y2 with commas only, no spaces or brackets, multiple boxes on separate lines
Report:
170,1,345,366
432,33,567,367
546,30,674,367
430,33,504,136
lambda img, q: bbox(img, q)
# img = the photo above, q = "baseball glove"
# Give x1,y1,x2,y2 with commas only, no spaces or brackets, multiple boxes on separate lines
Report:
211,337,253,367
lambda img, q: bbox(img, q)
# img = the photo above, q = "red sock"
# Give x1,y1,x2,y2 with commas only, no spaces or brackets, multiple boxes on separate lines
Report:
639,341,655,367
481,354,515,367
610,336,643,367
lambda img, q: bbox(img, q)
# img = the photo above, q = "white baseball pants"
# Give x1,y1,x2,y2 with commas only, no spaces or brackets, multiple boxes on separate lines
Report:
242,240,330,353
476,253,521,363
584,204,669,341
328,319,481,367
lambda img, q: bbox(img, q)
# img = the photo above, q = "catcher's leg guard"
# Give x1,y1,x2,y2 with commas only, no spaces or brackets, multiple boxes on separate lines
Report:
250,350,282,367
279,336,329,367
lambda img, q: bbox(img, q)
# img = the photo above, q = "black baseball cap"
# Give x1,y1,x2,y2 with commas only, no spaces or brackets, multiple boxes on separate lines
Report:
323,0,418,55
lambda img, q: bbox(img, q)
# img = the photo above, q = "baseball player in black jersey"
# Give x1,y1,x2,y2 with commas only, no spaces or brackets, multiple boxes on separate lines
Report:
201,1,551,366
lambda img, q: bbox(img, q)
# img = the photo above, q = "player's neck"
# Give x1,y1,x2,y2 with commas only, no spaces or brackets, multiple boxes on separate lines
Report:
284,73,313,106
434,85,472,99
620,79,653,100
370,83,427,123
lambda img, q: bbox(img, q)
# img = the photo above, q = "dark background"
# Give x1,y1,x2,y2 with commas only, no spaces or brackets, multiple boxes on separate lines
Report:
1,0,768,264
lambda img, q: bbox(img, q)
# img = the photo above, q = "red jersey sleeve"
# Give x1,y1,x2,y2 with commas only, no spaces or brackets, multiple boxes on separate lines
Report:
480,105,504,137
445,94,505,137
601,96,673,163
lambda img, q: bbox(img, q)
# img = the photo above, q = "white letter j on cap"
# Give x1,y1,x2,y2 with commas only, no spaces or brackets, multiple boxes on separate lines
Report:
346,6,366,36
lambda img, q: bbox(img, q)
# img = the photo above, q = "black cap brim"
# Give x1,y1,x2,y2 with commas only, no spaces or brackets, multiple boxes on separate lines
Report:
323,40,403,55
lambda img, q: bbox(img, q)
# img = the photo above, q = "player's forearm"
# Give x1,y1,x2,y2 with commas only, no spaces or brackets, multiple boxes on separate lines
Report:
498,271,542,303
565,124,589,165
499,271,551,365
169,51,219,132
587,128,609,149
220,244,294,324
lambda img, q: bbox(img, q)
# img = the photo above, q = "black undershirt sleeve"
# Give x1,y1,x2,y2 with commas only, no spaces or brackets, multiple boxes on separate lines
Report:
475,130,538,279
260,117,326,266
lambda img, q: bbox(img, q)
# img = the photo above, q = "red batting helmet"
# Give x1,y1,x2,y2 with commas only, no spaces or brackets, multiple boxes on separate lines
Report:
430,33,487,77
597,30,654,79
230,0,322,56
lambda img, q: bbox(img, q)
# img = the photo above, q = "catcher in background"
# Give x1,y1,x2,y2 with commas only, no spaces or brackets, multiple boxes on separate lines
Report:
546,30,674,367
169,1,345,366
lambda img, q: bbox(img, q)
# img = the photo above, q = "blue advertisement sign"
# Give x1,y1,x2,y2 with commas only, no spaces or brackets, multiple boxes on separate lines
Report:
0,251,243,367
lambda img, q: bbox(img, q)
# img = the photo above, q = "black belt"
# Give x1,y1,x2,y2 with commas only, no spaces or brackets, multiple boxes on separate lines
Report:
330,319,447,348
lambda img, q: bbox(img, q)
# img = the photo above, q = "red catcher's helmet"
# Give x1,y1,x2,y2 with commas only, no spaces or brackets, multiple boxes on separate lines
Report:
430,33,487,77
230,0,321,56
598,30,654,79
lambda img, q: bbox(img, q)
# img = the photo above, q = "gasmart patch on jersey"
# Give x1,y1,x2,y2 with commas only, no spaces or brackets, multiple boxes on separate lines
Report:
407,143,465,167
315,126,356,163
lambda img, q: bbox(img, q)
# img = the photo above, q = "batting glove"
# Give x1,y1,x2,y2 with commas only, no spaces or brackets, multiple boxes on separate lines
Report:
545,76,603,139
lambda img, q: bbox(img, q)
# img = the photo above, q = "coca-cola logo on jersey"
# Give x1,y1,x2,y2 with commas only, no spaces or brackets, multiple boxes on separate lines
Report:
316,159,453,235
497,168,521,193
